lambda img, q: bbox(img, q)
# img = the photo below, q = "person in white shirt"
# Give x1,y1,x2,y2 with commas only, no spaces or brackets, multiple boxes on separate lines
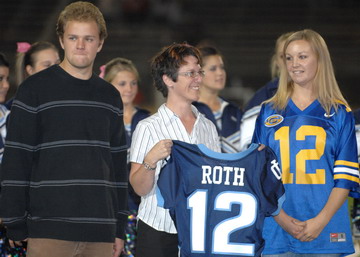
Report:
129,42,220,257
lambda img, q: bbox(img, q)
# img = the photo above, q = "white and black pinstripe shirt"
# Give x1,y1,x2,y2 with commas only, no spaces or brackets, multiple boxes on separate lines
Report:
130,103,220,233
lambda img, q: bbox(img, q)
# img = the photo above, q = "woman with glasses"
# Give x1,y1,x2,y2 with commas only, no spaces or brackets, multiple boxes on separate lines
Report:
129,43,220,257
193,45,243,153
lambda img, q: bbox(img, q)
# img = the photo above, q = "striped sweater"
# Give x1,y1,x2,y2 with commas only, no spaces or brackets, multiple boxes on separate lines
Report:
0,65,128,242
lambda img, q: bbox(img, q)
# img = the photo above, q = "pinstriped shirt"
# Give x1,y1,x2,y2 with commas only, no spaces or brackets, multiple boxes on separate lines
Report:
130,104,220,233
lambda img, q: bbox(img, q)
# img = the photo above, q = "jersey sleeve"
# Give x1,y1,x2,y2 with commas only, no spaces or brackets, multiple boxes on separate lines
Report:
333,108,360,196
260,147,285,216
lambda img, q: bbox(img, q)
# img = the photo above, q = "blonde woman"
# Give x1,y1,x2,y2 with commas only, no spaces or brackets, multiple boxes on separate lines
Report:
253,29,359,256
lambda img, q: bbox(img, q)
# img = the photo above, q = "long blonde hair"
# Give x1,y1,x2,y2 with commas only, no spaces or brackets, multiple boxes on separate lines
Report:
266,29,348,114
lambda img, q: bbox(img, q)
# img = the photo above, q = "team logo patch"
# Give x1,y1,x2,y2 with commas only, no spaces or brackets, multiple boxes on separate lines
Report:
264,115,284,127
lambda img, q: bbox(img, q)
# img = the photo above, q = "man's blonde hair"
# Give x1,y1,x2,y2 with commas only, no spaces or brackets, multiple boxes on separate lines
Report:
56,1,107,40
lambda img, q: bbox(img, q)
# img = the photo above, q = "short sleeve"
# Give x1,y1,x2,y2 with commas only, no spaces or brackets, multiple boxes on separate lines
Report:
333,108,359,196
129,121,153,164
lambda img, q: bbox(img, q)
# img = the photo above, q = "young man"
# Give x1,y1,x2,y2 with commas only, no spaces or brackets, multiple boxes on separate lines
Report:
129,43,220,257
0,2,128,257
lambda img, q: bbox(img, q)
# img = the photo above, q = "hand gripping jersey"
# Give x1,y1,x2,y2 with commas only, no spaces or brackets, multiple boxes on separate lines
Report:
252,99,360,255
156,141,285,257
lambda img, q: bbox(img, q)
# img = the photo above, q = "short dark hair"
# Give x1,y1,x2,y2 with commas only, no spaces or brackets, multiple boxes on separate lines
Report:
0,53,9,68
150,43,201,98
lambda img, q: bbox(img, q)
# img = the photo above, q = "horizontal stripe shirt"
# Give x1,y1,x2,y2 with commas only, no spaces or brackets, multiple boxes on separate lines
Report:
0,65,128,242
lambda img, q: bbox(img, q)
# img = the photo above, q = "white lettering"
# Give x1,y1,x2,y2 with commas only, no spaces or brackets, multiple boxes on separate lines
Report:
201,165,245,186
233,167,245,186
201,165,212,184
213,166,222,184
223,167,233,185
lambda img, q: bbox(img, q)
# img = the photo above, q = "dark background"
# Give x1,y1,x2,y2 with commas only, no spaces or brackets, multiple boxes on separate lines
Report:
1,0,360,110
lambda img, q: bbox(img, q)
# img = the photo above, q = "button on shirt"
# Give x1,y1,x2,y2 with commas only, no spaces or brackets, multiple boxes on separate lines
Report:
130,103,220,233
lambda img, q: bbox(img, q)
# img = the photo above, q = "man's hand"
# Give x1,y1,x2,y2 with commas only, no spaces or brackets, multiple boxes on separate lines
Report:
113,238,124,257
9,239,27,248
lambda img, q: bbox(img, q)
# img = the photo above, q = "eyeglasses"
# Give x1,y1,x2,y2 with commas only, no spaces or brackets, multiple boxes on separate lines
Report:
178,70,205,78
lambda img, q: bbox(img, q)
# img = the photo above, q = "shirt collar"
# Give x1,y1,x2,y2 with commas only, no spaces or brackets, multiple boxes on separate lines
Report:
159,103,202,121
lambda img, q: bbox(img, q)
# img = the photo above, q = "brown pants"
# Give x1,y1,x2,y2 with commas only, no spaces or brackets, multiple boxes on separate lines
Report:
26,238,113,257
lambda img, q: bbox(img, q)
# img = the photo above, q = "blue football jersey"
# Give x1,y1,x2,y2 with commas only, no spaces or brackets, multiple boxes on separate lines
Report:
252,99,360,255
157,140,285,257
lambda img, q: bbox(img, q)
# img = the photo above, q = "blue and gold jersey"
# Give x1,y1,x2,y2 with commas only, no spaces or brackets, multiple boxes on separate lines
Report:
252,99,359,255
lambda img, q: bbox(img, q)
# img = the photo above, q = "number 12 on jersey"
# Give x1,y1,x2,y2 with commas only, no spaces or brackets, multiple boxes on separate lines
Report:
275,125,326,184
188,190,257,255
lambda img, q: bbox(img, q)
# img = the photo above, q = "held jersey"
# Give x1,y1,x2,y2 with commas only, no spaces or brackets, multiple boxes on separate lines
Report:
156,140,285,257
252,99,360,255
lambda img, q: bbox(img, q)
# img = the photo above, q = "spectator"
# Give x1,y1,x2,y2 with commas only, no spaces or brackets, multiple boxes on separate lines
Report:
102,57,150,256
193,45,242,153
15,41,60,87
